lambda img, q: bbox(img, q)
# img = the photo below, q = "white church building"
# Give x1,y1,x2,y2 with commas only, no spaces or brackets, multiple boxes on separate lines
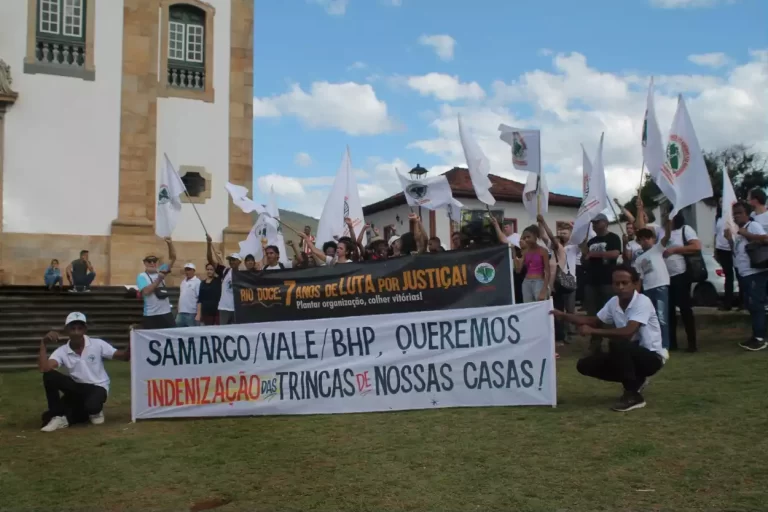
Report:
0,0,254,285
363,168,587,245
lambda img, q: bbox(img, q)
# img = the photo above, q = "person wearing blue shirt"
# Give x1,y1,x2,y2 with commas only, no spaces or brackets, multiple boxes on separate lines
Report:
44,259,63,290
137,238,176,329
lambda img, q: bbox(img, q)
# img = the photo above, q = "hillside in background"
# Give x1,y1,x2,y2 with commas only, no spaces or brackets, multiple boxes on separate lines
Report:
252,209,319,249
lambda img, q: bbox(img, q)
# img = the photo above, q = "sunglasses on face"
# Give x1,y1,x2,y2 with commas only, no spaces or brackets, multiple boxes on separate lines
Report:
145,258,158,264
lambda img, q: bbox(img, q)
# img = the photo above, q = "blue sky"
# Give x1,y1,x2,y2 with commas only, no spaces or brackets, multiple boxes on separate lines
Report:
252,0,768,218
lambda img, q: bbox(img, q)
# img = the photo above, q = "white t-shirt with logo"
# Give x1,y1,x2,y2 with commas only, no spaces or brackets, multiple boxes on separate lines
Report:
137,272,172,317
178,276,201,315
50,337,117,392
625,239,643,263
633,243,670,290
750,211,768,233
218,268,235,312
733,221,768,277
597,292,664,356
714,217,731,251
564,245,580,277
664,226,698,277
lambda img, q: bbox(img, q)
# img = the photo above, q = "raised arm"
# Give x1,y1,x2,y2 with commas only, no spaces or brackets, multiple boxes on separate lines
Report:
165,238,176,270
206,234,216,266
614,198,635,224
539,248,551,301
38,332,60,372
344,218,361,261
409,213,428,254
537,215,558,249
489,215,508,245
634,196,646,229
300,232,327,261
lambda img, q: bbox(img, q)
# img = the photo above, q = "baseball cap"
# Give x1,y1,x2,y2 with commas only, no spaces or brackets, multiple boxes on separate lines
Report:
388,235,401,246
65,312,87,326
184,262,196,270
227,253,241,261
592,213,609,223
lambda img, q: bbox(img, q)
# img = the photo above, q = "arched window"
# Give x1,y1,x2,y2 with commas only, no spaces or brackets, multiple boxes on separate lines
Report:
160,1,215,103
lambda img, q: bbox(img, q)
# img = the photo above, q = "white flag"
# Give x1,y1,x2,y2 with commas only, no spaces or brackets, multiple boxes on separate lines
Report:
642,78,676,206
498,124,541,174
397,171,454,209
722,170,739,239
267,186,290,265
664,95,713,217
316,147,366,247
522,172,549,220
155,154,186,238
225,182,266,215
238,213,279,262
569,134,607,245
458,115,496,206
445,198,464,224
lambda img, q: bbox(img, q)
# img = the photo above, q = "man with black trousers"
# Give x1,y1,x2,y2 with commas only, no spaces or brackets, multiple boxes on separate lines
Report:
583,213,622,352
552,265,667,412
38,312,131,432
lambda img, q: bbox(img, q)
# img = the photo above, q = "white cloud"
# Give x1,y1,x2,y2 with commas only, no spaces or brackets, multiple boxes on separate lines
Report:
409,50,768,206
418,34,456,62
688,52,730,68
347,61,367,70
253,81,397,135
650,0,735,7
307,0,349,15
258,174,307,199
407,73,485,101
294,152,313,167
538,48,553,57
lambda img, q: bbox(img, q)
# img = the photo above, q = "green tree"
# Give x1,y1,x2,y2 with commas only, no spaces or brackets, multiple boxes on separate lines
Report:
621,145,767,218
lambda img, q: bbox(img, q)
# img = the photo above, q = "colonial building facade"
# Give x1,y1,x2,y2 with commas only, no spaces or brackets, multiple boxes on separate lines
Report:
0,0,253,285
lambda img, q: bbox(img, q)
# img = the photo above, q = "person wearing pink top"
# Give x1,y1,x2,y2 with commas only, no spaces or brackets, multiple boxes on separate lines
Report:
514,225,551,303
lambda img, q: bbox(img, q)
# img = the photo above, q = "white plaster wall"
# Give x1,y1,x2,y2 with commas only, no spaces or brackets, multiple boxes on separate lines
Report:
1,1,123,235
155,1,231,243
364,199,582,246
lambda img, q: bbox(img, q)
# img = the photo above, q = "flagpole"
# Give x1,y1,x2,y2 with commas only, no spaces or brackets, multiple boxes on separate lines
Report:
536,135,543,216
607,200,626,237
165,153,209,236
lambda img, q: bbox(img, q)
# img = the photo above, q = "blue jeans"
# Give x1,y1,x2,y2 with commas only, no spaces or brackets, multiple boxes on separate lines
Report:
72,272,96,289
175,312,198,327
643,286,670,350
45,275,63,288
522,278,546,303
743,272,768,339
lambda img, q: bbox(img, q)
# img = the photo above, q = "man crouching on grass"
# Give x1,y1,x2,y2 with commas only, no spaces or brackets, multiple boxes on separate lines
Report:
38,312,130,432
551,265,667,412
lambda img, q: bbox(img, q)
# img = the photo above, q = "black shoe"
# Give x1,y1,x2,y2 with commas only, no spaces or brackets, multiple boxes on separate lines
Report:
738,338,752,348
685,346,698,353
612,392,646,412
741,338,768,352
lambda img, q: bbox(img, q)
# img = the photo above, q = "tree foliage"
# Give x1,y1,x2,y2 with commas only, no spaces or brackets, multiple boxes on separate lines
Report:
621,145,767,220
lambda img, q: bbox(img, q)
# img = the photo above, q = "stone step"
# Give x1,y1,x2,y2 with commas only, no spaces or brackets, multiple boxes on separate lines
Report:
0,313,144,325
0,325,132,335
0,362,38,371
0,340,129,354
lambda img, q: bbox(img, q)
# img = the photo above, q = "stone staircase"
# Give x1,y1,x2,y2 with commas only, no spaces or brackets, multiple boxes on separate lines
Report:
0,286,179,371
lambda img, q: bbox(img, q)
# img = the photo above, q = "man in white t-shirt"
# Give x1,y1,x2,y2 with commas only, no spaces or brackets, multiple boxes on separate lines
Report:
662,213,700,352
137,238,176,329
633,227,671,350
552,265,666,412
729,201,768,351
747,188,768,232
176,263,201,327
38,312,130,432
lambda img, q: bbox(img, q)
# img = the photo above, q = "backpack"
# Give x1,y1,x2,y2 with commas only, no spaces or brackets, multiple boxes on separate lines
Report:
682,226,707,283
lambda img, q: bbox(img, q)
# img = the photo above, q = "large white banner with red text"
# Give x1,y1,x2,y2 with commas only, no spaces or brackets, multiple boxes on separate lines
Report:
130,302,556,420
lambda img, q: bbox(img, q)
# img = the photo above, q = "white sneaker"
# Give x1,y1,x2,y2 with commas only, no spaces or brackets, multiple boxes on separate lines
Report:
41,416,69,432
89,411,105,425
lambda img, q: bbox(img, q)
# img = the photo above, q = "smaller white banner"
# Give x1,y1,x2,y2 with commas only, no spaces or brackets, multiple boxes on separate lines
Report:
131,302,557,420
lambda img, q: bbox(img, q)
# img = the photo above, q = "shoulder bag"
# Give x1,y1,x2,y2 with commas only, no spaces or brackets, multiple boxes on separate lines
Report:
554,247,577,293
682,227,707,283
744,222,768,269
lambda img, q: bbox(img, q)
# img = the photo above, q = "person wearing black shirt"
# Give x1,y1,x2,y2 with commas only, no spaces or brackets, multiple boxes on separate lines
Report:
583,213,622,352
196,263,222,326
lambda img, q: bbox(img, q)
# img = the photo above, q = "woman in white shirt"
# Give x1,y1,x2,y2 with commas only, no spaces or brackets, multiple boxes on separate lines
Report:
662,212,700,352
728,202,768,351
714,199,738,310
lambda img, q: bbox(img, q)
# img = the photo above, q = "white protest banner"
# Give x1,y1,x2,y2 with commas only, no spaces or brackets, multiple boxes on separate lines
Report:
130,302,557,420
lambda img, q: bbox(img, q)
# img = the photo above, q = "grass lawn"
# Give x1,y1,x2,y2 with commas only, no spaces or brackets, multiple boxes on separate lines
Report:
1,326,766,512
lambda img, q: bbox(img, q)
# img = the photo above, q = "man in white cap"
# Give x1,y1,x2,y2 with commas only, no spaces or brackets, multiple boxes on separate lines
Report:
176,263,201,327
38,312,130,432
206,235,241,325
137,238,176,329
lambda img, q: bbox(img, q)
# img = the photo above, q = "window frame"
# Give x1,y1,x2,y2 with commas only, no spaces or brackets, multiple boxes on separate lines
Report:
26,0,95,80
185,23,204,64
159,0,216,103
168,20,186,61
62,0,84,38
